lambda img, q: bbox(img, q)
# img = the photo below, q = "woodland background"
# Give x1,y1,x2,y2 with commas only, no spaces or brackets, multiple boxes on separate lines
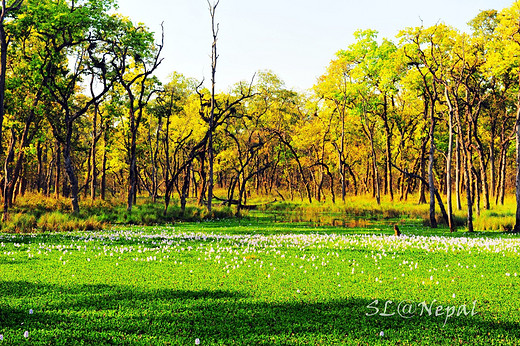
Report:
1,0,520,232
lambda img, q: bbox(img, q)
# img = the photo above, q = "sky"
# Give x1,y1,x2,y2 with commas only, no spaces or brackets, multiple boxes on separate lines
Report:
115,0,515,92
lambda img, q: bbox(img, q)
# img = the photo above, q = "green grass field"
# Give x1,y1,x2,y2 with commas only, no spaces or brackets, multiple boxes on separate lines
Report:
1,217,519,345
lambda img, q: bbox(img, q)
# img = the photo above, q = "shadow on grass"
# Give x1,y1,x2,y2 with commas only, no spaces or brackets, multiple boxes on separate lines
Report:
0,280,519,345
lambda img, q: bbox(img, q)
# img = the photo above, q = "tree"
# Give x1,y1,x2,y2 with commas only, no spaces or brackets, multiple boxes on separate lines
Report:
108,18,164,212
206,0,219,212
493,2,520,233
220,91,272,214
9,0,121,214
315,46,357,202
1,41,46,219
0,0,22,154
400,25,456,228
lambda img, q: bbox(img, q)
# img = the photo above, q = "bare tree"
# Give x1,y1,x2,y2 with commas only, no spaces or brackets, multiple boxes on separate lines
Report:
207,0,220,212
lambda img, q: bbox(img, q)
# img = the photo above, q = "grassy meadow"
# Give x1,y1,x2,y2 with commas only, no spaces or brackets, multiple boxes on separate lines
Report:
1,194,520,344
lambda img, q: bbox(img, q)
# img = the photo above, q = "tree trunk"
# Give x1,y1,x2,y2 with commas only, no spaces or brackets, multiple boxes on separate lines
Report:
37,142,43,193
419,138,428,204
90,105,99,200
474,167,481,217
101,130,108,201
227,176,237,207
462,127,474,232
489,126,496,200
0,22,7,156
383,94,394,201
55,141,61,199
46,151,54,197
369,133,380,205
2,129,15,221
207,129,214,209
327,167,336,204
83,148,91,199
127,106,138,212
180,163,191,213
63,125,80,214
340,112,346,202
445,87,455,232
419,100,429,205
428,107,437,228
474,132,490,210
513,70,520,233
498,143,508,206
346,164,358,196
207,0,219,212
198,152,207,206
456,132,462,210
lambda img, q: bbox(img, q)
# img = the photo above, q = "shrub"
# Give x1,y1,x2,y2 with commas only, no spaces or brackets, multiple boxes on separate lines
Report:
36,212,105,232
202,206,234,220
37,212,71,232
15,193,71,213
1,213,37,233
474,214,515,232
77,216,104,231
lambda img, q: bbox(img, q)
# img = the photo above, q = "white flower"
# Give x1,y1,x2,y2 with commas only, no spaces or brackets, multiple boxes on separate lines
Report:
195,338,201,345
379,331,384,337
0,334,3,341
29,309,33,314
23,331,28,338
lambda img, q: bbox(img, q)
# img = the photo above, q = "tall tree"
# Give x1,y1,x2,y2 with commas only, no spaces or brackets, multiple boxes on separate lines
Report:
15,0,121,213
494,2,520,232
0,0,22,154
314,43,358,202
206,0,219,212
400,25,458,228
108,18,164,212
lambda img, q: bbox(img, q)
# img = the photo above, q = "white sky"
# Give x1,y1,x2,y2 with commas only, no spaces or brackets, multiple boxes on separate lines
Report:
115,0,514,92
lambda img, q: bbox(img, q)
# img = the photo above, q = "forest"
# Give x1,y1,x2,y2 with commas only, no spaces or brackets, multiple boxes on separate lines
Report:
1,0,520,232
3,1,520,344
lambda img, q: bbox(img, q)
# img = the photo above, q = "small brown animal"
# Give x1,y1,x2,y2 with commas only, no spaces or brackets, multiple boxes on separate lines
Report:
394,224,401,237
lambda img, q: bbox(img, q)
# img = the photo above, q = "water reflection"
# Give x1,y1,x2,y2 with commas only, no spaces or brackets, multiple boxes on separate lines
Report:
258,211,389,228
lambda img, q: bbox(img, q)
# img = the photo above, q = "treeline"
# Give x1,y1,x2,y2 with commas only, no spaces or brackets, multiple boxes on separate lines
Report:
1,0,520,231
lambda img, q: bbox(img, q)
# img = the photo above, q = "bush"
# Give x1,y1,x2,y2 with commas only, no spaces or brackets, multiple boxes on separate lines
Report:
202,206,234,220
36,212,104,232
77,216,104,231
15,193,71,213
1,213,37,233
37,212,72,232
474,214,515,232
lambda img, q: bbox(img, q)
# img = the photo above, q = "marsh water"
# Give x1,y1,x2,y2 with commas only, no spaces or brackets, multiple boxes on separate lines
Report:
253,210,407,228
